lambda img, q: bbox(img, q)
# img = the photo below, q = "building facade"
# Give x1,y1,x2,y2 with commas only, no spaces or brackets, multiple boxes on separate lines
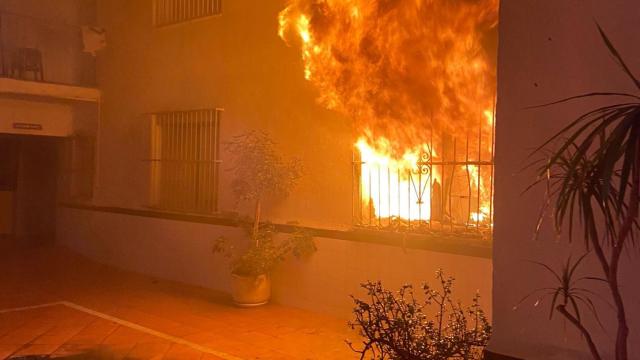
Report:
0,1,638,359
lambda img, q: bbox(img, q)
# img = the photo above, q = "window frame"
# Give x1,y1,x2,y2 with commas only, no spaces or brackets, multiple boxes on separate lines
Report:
148,108,222,214
152,0,222,28
59,134,97,202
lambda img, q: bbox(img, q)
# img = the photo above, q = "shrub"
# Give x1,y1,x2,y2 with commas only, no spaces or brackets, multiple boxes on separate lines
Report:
347,270,491,360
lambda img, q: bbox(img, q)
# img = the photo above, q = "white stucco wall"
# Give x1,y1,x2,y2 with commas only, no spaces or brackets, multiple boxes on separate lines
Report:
492,1,640,359
49,0,496,323
91,0,354,229
57,206,492,319
0,98,73,137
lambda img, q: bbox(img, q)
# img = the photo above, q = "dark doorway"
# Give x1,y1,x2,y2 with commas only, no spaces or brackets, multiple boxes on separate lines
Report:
0,136,20,238
0,135,60,244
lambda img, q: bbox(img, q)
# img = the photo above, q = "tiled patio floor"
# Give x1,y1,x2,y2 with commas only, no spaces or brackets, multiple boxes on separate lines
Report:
0,245,358,359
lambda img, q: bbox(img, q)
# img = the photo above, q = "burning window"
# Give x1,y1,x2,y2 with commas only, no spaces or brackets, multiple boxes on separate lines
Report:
279,0,498,238
352,116,494,234
153,0,222,27
148,109,221,214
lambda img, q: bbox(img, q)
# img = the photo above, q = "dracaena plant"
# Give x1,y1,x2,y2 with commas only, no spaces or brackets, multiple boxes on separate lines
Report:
347,270,491,360
527,24,640,360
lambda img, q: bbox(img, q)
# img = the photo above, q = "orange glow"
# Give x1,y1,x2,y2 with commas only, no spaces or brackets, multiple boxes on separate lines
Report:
465,164,492,225
355,132,440,222
280,0,498,227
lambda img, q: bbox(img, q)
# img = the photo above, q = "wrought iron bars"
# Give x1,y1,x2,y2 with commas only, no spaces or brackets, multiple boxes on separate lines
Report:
352,115,495,235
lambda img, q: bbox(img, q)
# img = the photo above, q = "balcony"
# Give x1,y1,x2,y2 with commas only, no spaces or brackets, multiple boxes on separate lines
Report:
0,10,100,103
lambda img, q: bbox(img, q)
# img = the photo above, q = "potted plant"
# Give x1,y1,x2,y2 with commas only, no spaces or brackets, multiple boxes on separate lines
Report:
214,223,315,306
214,131,313,306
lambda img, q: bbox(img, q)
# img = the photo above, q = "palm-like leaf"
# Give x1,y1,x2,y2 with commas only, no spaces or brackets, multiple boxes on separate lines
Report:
516,254,608,327
530,26,640,250
527,24,639,360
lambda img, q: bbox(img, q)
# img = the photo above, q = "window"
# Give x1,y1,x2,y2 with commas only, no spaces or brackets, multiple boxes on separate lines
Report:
149,109,221,214
353,119,495,241
59,135,96,201
153,0,222,27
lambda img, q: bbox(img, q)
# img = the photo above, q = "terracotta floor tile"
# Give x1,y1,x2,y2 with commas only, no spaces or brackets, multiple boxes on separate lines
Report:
49,343,95,357
0,343,25,359
0,245,359,359
66,318,120,345
0,323,52,345
31,324,89,346
200,354,226,360
162,343,205,359
51,344,135,360
102,326,157,346
158,324,201,338
126,341,172,359
10,343,61,357
102,343,138,359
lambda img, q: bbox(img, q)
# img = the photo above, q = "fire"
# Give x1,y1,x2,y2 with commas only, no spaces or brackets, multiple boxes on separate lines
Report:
279,0,498,229
355,132,439,223
465,164,492,225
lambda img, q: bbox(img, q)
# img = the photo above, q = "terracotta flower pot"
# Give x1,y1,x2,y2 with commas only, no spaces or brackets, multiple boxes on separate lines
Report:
230,273,271,307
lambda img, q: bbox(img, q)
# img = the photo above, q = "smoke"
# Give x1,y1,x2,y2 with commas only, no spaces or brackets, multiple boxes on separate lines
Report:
279,0,498,152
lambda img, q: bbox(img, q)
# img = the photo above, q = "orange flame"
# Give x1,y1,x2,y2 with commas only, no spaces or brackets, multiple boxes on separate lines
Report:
355,133,440,222
279,0,498,227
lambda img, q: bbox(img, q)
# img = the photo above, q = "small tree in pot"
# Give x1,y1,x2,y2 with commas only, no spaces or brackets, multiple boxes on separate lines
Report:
227,131,303,240
214,131,312,306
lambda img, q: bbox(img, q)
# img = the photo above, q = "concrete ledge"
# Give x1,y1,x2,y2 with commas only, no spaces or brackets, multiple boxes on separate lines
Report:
59,202,492,259
56,205,493,318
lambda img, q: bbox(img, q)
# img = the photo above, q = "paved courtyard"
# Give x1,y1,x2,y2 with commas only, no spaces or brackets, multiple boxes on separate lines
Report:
0,244,358,359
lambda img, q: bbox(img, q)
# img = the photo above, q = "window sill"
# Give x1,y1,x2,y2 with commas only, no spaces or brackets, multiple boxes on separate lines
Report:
59,203,492,259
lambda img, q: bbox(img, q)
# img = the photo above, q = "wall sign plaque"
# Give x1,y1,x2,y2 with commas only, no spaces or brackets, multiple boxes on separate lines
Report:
12,123,43,131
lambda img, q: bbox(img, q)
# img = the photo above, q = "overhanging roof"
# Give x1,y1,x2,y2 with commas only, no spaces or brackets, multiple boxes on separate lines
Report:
0,77,101,102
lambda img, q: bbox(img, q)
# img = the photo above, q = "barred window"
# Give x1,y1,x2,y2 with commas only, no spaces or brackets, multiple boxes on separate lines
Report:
353,118,495,242
149,109,221,214
153,0,222,27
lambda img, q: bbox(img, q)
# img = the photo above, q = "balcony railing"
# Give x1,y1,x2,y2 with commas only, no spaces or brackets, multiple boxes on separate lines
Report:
0,11,96,87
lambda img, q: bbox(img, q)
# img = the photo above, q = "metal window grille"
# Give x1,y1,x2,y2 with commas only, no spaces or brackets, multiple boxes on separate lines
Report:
352,117,495,239
153,0,222,27
149,109,221,214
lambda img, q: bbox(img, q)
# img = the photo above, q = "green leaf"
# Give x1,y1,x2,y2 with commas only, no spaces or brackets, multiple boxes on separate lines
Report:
568,253,589,281
596,22,640,90
549,289,561,319
528,261,562,283
569,294,582,322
